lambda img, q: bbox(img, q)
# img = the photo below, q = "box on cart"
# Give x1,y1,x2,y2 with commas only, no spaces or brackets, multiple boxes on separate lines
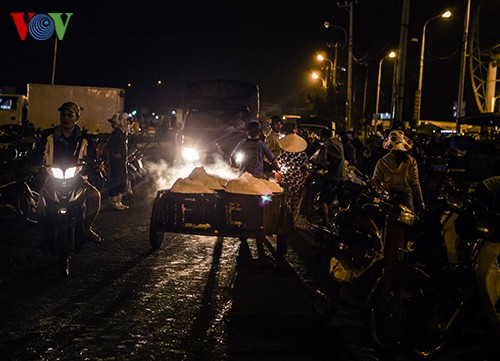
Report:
151,190,285,236
220,192,284,235
152,190,222,235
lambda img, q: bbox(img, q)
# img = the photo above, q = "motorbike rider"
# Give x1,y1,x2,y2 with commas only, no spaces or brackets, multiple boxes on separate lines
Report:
372,130,424,213
31,101,102,244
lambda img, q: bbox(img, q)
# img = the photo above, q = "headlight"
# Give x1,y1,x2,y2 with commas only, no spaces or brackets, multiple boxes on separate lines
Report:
47,166,81,179
235,152,243,164
182,147,199,161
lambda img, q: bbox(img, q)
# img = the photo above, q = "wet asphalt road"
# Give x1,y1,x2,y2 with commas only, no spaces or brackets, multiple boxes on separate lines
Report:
0,169,498,360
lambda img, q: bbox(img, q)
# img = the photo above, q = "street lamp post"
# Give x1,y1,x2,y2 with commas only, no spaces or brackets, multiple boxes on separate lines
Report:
317,54,335,88
375,51,397,118
346,0,354,130
311,71,327,89
414,10,452,123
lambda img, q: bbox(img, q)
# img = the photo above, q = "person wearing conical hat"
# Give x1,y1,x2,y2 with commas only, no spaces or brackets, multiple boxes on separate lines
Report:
372,130,424,212
277,133,308,217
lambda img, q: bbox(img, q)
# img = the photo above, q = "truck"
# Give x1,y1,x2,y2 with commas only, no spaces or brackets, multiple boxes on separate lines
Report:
177,79,260,164
0,83,125,134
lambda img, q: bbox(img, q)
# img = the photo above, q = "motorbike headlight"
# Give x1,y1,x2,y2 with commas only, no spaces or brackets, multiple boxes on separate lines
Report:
48,167,64,179
47,166,81,179
64,166,80,179
182,147,199,161
235,152,243,165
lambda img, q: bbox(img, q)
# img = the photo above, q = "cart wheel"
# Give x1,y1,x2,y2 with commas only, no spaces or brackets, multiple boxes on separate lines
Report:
150,227,165,251
276,234,287,260
149,196,164,251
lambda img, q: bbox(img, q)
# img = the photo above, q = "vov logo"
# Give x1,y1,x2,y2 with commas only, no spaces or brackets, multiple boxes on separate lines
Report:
10,13,73,41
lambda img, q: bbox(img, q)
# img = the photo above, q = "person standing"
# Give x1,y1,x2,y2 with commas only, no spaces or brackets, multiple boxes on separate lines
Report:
277,133,308,216
107,112,130,210
231,121,278,178
265,116,283,159
340,131,357,167
230,121,281,261
372,130,425,212
317,125,347,225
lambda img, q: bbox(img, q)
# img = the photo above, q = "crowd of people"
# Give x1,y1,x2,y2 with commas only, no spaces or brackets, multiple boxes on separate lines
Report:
29,103,499,246
230,116,429,229
230,115,500,233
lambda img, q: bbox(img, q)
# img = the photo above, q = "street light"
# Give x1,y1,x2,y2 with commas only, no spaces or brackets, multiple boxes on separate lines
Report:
311,71,327,88
317,54,335,87
414,10,452,123
375,51,397,118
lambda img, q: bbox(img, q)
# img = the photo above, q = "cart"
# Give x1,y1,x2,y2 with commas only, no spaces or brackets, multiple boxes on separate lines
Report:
149,190,291,259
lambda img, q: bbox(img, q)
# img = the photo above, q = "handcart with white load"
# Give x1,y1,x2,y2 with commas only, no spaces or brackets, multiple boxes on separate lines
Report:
149,168,292,260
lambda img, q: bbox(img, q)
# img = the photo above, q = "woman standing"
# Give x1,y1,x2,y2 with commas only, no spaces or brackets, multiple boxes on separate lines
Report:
372,130,425,212
107,112,130,210
277,133,308,217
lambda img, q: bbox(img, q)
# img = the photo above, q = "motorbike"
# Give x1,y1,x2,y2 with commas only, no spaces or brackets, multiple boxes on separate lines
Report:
298,164,365,227
37,162,91,277
0,169,40,223
309,171,429,353
404,178,500,357
126,148,149,190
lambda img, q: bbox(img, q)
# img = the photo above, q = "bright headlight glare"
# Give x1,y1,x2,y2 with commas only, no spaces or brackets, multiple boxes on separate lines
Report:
64,167,79,179
48,166,80,179
235,152,243,164
49,167,64,179
182,147,200,161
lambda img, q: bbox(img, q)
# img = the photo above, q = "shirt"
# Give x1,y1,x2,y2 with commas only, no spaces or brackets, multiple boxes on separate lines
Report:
231,138,274,178
372,152,424,206
34,125,96,167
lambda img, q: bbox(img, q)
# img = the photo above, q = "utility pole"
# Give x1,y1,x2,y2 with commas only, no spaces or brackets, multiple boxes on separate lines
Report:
51,37,58,85
456,0,472,132
337,0,355,130
392,0,410,130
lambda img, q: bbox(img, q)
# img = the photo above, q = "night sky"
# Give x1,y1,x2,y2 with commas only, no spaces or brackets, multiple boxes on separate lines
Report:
1,0,498,121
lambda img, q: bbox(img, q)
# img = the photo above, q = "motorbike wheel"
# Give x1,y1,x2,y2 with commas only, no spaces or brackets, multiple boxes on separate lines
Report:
311,288,336,322
17,190,39,224
410,288,464,358
366,273,424,352
54,218,74,278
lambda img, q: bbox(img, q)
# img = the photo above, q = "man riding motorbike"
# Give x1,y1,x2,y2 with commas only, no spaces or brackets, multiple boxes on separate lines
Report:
31,101,102,244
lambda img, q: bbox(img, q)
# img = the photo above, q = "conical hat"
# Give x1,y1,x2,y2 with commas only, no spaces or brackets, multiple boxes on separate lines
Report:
382,130,413,151
278,133,307,153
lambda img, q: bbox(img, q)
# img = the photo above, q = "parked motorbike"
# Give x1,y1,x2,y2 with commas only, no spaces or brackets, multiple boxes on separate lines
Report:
309,171,429,354
299,164,366,227
405,179,500,357
127,148,149,189
37,163,90,277
364,196,428,352
0,169,40,223
0,124,37,167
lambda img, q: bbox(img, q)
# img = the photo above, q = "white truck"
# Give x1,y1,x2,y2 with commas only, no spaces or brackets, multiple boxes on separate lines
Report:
0,83,125,134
